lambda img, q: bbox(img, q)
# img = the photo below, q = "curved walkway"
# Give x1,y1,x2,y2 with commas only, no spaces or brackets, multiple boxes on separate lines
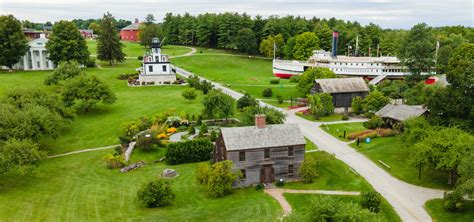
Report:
48,144,119,158
264,188,360,217
169,46,197,58
173,66,445,221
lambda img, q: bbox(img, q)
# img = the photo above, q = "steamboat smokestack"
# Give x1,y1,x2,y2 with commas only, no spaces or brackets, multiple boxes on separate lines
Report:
331,31,338,57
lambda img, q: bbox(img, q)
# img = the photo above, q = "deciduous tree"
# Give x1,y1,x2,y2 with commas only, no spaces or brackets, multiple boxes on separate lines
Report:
292,32,320,60
308,93,334,119
182,88,197,102
0,15,29,69
241,106,285,126
0,138,46,174
297,67,336,97
61,75,116,112
44,61,84,85
202,90,235,119
46,20,90,65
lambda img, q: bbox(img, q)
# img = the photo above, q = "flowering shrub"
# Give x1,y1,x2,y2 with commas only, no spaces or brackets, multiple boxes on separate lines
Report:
157,133,168,139
347,128,398,140
103,153,125,169
166,127,177,134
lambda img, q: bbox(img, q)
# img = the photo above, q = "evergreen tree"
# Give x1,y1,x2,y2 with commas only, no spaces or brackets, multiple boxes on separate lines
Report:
139,24,163,48
399,23,436,82
97,12,125,66
46,20,89,65
0,15,29,69
144,14,156,25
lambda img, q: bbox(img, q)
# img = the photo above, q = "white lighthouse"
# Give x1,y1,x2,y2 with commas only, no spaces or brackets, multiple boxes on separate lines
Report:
138,37,176,85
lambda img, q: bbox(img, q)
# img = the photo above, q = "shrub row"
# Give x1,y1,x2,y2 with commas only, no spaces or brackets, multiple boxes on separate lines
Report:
347,128,398,140
166,138,213,165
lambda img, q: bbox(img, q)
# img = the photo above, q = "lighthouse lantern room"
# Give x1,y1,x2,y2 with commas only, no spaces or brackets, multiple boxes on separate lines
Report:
138,37,176,85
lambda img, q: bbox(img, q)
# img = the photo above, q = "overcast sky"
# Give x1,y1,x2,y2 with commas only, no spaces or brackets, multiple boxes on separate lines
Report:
1,0,473,29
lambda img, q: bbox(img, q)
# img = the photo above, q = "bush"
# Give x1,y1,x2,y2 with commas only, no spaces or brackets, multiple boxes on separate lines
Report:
270,78,280,84
136,133,158,151
166,138,214,165
299,157,319,183
85,57,96,67
262,88,273,97
210,131,218,142
255,183,264,190
364,116,385,129
103,153,125,169
137,56,143,60
276,95,284,104
443,191,464,212
341,115,349,120
351,96,364,115
275,179,285,187
182,88,197,102
200,123,208,134
347,130,379,140
237,93,257,110
360,191,382,213
196,160,239,197
289,75,300,83
188,126,196,135
137,179,175,208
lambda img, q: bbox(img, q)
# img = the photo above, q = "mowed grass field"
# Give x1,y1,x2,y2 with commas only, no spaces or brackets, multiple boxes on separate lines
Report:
0,149,281,221
350,136,450,189
321,122,367,141
87,39,192,57
0,43,195,154
171,55,299,105
425,199,474,222
284,193,401,222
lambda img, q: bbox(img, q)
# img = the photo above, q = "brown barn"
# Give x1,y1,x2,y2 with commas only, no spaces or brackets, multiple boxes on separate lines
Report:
376,104,427,128
311,77,369,112
214,115,306,187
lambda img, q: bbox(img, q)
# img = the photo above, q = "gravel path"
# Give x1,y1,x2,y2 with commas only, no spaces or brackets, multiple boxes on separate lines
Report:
264,188,360,217
174,65,445,221
48,144,119,158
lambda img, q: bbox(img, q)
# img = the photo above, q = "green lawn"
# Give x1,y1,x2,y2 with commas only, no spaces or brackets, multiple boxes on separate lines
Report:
285,152,371,191
298,113,345,122
321,122,367,141
171,55,299,104
284,193,401,222
304,138,318,151
1,58,203,155
0,149,281,221
87,40,192,57
350,136,450,189
425,199,474,222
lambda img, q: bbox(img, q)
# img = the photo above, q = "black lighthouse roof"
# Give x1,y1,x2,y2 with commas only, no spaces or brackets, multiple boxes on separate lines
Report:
151,37,161,48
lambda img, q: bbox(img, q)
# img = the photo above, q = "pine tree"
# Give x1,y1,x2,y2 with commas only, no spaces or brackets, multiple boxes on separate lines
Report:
0,15,29,69
97,12,125,66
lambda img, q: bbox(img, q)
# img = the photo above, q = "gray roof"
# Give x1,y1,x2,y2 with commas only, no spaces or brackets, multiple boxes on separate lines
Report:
315,77,369,93
375,104,427,121
121,23,141,31
220,124,306,151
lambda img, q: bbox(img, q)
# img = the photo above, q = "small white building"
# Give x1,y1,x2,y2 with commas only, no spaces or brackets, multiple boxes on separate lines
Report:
14,34,55,71
137,38,176,85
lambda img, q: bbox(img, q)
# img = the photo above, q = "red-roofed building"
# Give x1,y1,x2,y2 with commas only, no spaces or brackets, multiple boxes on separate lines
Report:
120,18,141,42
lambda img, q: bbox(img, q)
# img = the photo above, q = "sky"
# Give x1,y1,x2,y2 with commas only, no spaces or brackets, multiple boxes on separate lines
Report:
1,0,473,29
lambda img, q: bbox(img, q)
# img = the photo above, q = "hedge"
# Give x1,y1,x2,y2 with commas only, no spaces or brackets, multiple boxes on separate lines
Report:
166,138,213,165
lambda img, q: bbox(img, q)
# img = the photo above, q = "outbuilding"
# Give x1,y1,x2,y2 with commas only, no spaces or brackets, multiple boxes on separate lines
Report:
120,18,141,42
375,104,428,128
214,115,306,187
310,77,369,112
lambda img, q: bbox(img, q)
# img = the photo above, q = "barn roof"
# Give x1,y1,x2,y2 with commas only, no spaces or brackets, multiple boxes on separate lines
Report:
375,104,427,122
220,124,306,151
315,77,369,93
121,22,141,31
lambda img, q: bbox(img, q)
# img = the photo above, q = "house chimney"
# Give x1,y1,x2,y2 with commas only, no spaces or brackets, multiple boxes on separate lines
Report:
134,18,139,23
331,31,338,57
255,114,266,129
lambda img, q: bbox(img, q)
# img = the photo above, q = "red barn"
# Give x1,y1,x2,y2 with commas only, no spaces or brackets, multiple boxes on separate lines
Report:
120,18,141,42
79,29,94,39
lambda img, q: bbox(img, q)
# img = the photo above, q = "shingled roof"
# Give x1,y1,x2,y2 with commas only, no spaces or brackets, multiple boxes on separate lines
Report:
315,77,369,93
121,22,141,31
376,104,427,122
220,124,306,151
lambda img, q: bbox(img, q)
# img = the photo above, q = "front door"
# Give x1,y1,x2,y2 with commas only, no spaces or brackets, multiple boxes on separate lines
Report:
260,165,275,183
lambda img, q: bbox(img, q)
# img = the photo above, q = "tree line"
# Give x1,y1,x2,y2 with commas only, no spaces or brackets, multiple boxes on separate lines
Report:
160,12,474,59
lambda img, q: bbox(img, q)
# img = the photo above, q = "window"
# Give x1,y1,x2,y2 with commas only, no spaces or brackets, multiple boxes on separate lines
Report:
155,56,159,61
288,165,294,175
264,148,270,159
288,147,294,157
162,65,167,72
148,65,153,72
239,151,245,161
240,169,246,180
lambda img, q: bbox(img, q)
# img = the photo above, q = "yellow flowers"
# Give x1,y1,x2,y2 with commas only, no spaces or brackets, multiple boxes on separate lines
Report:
166,127,177,133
